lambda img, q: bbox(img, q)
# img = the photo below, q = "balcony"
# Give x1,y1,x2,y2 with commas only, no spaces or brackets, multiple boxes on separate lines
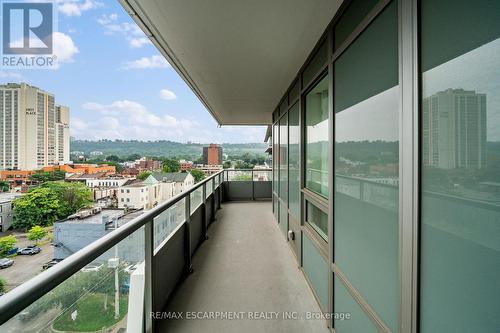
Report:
0,169,327,333
157,201,327,333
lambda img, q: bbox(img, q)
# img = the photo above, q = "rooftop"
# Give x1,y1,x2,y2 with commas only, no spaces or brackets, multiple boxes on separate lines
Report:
151,172,191,183
61,209,123,224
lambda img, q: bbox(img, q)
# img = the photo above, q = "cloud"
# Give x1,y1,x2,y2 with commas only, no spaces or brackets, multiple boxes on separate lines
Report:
57,0,102,17
73,100,267,143
122,55,170,70
159,89,177,101
0,71,23,80
97,13,151,48
53,32,79,63
75,99,194,140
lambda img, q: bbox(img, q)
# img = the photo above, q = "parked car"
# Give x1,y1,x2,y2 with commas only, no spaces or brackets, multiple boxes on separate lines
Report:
0,258,14,269
81,263,103,272
42,259,63,270
124,263,138,274
7,247,18,256
18,246,41,255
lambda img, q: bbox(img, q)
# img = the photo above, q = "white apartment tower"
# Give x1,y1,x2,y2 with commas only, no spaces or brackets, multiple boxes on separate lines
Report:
422,88,487,169
56,105,70,164
0,83,70,170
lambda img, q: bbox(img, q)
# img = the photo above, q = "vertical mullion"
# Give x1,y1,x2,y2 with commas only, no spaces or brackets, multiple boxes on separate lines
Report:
298,73,304,268
327,27,335,330
399,0,419,332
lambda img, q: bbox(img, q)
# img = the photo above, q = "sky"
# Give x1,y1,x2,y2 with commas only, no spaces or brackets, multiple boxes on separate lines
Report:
0,0,267,143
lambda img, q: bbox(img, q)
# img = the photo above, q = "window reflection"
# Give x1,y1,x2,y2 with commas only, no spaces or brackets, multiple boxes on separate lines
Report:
289,103,300,218
305,76,329,198
333,2,398,331
420,1,500,329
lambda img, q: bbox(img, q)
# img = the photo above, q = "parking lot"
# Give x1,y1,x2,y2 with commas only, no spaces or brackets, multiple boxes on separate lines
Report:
0,232,54,292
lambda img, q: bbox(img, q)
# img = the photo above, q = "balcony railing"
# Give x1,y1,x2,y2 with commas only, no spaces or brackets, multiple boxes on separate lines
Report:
0,169,271,332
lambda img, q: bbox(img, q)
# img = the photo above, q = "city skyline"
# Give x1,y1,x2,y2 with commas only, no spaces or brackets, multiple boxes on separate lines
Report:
0,1,265,144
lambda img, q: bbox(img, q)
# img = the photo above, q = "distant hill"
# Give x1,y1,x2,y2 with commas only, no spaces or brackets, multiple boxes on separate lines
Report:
70,139,267,159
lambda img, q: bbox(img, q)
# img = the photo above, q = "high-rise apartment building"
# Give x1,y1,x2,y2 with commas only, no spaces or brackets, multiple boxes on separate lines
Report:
55,105,70,164
0,83,70,170
203,143,223,165
422,89,487,169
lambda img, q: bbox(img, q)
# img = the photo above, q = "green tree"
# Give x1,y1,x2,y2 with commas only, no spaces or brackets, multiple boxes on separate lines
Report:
30,171,65,182
0,277,6,293
0,180,9,192
161,158,180,172
194,155,204,164
42,182,93,218
223,161,232,169
12,188,61,229
137,171,151,180
126,154,141,161
190,169,205,182
161,164,171,173
13,182,92,230
0,235,17,257
106,155,121,162
27,226,48,245
235,161,254,169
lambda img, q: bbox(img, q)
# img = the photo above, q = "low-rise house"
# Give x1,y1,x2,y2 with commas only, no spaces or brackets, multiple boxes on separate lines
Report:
117,175,162,210
66,173,133,206
151,172,195,196
0,193,22,231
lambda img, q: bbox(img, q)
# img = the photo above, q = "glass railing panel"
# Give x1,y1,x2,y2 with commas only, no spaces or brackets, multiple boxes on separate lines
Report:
253,170,271,181
190,187,203,213
226,170,252,181
0,226,145,333
205,180,213,199
153,199,186,249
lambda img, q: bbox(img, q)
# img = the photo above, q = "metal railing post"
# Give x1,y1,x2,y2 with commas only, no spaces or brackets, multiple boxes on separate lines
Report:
202,182,208,239
211,177,216,222
144,220,154,333
252,170,255,201
217,173,222,209
184,196,193,274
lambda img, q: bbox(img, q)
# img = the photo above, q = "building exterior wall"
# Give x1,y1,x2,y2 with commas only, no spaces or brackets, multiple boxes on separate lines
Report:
118,186,149,209
86,178,129,188
203,144,223,165
268,1,500,332
55,105,70,164
53,222,107,259
0,196,19,231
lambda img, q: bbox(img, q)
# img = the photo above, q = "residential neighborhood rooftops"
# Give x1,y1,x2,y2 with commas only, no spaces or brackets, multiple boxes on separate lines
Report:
62,209,123,225
65,172,109,180
151,172,191,183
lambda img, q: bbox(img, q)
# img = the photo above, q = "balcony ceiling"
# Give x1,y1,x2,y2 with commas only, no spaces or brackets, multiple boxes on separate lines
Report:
121,0,342,125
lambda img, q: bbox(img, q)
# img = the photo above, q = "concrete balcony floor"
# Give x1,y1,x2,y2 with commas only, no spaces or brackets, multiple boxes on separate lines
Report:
156,201,329,333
